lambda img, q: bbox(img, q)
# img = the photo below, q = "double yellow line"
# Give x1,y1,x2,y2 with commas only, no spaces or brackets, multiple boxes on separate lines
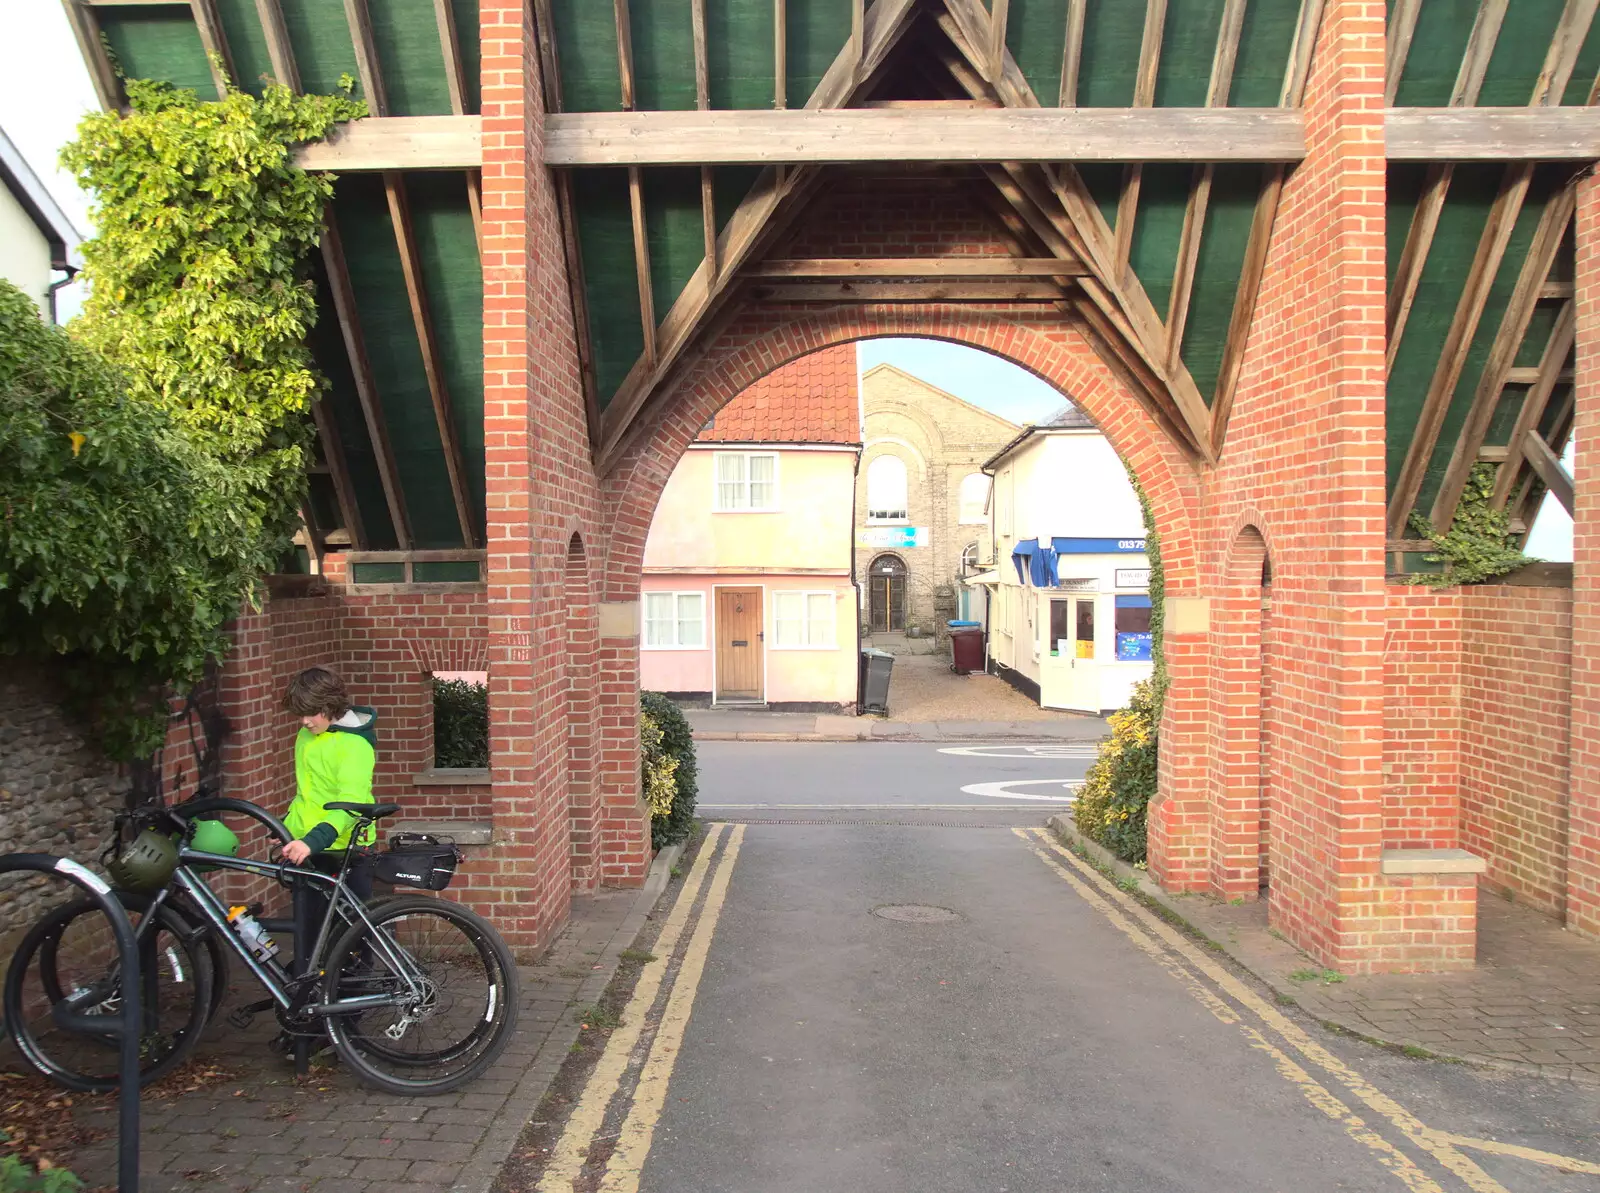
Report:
539,823,745,1193
1018,827,1600,1189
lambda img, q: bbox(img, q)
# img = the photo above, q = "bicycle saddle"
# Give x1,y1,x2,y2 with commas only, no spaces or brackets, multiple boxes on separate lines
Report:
327,802,401,818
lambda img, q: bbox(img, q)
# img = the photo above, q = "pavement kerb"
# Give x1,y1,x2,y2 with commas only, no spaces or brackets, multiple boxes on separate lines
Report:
451,840,686,1193
1043,815,1600,1089
692,729,1096,743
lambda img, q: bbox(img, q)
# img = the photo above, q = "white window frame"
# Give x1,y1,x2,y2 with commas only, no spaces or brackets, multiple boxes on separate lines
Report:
642,590,707,650
770,590,838,650
712,451,780,512
865,454,910,523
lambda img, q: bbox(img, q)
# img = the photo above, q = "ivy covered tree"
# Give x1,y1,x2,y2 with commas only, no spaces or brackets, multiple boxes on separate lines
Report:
0,78,361,757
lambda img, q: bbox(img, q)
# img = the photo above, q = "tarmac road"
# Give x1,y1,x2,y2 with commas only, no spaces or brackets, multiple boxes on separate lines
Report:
535,745,1600,1193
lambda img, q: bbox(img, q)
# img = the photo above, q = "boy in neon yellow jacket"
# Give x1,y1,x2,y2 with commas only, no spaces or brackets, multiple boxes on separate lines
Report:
281,668,376,897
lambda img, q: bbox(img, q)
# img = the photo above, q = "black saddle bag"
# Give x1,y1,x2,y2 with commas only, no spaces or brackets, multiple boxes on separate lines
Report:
372,832,463,891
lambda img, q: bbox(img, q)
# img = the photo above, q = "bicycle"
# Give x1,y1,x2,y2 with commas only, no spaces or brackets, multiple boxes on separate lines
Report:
4,796,519,1096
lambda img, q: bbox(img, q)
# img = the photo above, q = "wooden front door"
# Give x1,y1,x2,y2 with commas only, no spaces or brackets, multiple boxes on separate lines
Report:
715,588,763,701
867,555,907,632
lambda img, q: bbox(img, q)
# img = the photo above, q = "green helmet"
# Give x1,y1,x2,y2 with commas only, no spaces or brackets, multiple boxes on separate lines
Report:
106,828,179,894
188,819,239,872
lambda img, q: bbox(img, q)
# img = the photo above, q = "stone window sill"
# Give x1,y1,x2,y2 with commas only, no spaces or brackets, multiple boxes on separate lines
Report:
1380,848,1487,876
413,767,490,786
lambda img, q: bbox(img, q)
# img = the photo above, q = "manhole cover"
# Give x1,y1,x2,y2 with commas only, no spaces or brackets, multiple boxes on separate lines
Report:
872,904,960,923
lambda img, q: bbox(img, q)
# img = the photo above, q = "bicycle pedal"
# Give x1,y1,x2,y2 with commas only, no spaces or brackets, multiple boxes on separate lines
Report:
226,997,273,1030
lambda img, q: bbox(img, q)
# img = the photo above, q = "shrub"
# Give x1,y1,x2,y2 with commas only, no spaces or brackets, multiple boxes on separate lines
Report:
639,711,680,816
1072,680,1158,863
640,692,697,848
432,678,488,768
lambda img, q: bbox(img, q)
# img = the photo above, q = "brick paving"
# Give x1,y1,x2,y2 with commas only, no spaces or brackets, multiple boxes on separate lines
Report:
51,866,672,1193
1053,817,1600,1086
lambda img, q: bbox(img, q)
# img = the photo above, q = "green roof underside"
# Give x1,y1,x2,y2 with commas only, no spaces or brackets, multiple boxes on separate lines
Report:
91,1,1591,556
96,0,486,550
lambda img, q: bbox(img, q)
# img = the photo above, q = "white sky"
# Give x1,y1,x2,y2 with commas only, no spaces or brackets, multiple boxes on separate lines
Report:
1,3,100,238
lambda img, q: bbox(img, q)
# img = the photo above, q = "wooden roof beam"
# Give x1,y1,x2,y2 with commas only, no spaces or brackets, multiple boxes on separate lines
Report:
749,258,1089,277
1523,430,1575,515
1493,300,1575,509
190,0,234,98
62,0,122,110
541,107,1306,166
1058,0,1086,107
1115,0,1167,270
1386,0,1423,107
254,0,300,90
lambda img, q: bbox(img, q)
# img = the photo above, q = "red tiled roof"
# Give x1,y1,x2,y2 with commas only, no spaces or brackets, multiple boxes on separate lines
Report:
696,345,860,445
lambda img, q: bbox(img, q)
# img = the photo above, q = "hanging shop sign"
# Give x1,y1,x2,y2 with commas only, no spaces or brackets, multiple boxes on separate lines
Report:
858,526,928,549
1115,568,1152,589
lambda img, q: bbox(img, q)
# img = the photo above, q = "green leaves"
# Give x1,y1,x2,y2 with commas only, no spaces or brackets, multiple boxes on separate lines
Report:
0,78,360,758
1407,464,1533,588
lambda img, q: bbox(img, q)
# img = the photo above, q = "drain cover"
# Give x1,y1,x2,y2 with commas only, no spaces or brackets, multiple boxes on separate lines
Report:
872,904,960,923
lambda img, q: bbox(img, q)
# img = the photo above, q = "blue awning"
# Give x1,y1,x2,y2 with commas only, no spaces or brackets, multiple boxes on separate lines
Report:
1115,594,1153,608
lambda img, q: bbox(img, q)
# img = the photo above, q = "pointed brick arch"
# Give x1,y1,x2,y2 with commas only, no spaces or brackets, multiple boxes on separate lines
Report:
599,308,1202,601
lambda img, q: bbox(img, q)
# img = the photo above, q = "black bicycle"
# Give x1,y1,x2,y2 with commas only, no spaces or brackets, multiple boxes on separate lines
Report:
4,797,518,1096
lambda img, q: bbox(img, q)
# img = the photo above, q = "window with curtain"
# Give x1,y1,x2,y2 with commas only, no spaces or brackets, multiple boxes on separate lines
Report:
958,473,990,523
644,591,706,647
773,591,835,647
866,454,908,521
714,452,778,511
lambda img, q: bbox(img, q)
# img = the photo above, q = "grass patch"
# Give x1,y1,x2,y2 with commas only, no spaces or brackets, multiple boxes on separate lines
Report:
575,1003,623,1031
1288,967,1345,985
619,949,658,963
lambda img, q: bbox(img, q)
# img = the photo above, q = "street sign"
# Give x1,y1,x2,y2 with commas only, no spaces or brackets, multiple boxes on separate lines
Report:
858,526,927,549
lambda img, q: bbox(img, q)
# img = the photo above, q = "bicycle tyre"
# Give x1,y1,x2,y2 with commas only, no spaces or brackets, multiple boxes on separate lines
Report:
321,895,518,1096
39,891,233,1031
5,898,213,1093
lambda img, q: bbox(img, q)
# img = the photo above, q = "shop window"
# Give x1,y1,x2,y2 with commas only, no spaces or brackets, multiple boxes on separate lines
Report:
1115,595,1154,661
1049,598,1096,659
958,473,990,523
432,671,488,768
644,591,706,648
867,455,909,521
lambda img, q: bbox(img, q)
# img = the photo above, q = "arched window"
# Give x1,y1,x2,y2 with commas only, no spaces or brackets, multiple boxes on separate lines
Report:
958,473,991,524
960,542,980,575
866,454,908,521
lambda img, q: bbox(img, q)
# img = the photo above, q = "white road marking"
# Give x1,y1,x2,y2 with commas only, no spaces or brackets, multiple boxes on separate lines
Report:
960,779,1080,802
939,744,1102,758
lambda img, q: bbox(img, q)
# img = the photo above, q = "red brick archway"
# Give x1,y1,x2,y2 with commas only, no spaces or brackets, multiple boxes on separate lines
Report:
599,307,1203,599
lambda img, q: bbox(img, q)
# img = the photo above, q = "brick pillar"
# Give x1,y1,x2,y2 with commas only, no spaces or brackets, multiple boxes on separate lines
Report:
1569,169,1600,940
1210,531,1269,899
480,0,571,955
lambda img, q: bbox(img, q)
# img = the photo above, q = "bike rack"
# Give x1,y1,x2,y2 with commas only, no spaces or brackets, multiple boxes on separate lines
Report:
0,853,141,1193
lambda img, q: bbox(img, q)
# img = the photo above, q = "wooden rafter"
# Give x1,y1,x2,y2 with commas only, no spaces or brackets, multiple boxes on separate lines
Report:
1058,0,1086,107
1389,0,1592,533
384,174,478,547
1167,0,1246,373
1385,0,1423,106
1428,182,1576,528
1385,0,1506,376
62,0,122,110
321,214,411,549
629,167,657,365
343,0,388,115
1210,0,1324,453
1493,300,1575,508
594,0,924,470
309,396,365,550
253,0,300,90
934,0,1215,461
750,258,1088,277
748,281,1060,301
528,0,600,444
1523,430,1575,514
693,0,717,278
1387,165,1533,536
774,0,788,108
1115,0,1167,271
189,0,233,98
433,0,468,116
987,0,1010,87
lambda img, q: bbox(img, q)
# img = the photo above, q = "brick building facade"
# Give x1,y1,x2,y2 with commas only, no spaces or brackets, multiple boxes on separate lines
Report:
854,363,1017,640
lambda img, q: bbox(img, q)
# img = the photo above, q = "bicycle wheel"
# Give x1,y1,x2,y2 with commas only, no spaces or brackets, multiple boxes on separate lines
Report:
321,895,518,1096
28,891,232,1035
5,898,213,1092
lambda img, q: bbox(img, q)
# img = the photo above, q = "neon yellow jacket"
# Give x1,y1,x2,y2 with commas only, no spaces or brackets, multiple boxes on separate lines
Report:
287,713,376,851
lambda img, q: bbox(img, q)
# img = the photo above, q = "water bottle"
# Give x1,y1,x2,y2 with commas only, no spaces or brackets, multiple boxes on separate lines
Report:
227,905,280,962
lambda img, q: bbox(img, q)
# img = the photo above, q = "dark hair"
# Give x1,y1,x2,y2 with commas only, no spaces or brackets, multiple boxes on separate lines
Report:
282,667,351,719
